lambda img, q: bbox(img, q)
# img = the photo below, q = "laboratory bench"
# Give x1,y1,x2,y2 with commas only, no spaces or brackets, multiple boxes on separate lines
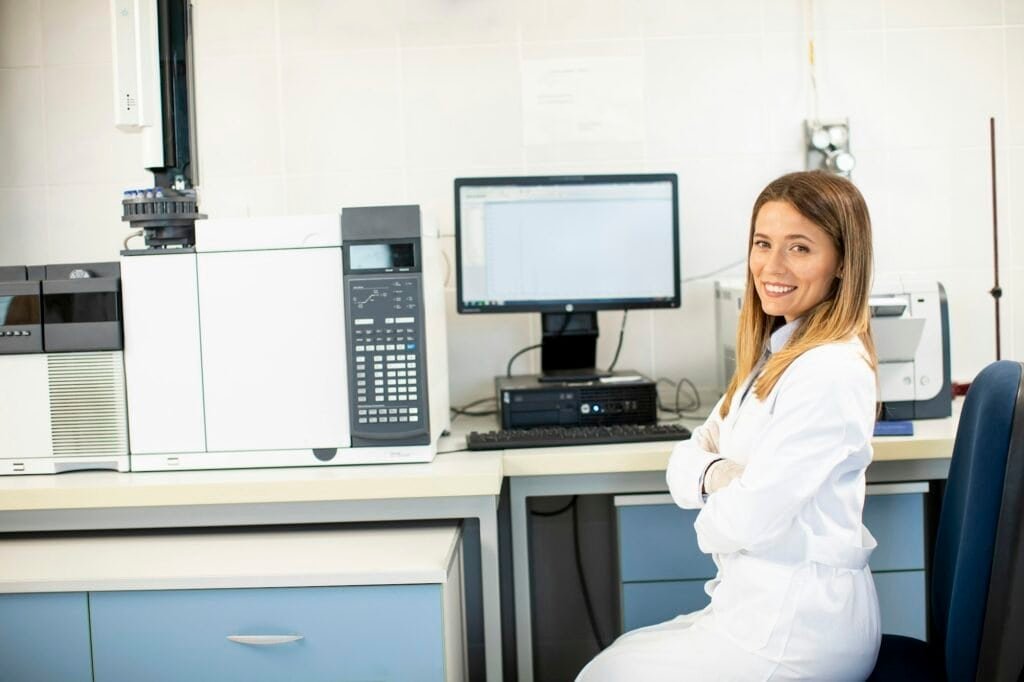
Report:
466,408,959,682
0,450,504,682
0,410,957,682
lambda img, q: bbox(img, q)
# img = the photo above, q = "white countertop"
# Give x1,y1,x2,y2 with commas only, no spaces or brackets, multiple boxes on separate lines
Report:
0,523,462,592
0,407,957,514
0,449,502,513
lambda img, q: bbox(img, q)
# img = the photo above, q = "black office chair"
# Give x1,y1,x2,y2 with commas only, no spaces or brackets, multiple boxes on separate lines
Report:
869,360,1024,682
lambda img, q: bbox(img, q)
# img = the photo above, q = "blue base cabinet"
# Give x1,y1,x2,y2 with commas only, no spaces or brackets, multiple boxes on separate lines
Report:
615,485,928,639
0,592,93,682
0,525,466,682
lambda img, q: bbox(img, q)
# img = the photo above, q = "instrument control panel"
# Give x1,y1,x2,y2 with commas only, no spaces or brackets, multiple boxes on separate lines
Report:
345,276,429,446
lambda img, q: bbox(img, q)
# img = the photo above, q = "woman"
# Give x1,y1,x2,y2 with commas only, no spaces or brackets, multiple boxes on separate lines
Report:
578,171,881,681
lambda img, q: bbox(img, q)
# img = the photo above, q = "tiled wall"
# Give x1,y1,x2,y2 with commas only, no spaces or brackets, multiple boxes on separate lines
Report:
1,0,1022,408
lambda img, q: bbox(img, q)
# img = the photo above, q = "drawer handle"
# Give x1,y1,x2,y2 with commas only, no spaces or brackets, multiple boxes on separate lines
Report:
227,634,304,646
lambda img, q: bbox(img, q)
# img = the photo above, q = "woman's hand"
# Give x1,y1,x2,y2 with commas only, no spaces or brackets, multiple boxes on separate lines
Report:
695,420,721,454
704,458,744,495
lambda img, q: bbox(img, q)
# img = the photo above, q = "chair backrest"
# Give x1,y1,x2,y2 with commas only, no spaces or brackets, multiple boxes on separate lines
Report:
930,360,1024,681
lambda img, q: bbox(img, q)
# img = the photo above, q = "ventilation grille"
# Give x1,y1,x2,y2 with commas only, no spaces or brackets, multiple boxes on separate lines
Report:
48,352,128,457
579,384,658,425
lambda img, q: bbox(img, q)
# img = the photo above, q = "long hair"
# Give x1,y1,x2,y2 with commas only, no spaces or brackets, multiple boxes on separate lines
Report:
719,171,877,419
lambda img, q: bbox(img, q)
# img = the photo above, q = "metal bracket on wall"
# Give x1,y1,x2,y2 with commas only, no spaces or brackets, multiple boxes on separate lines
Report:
805,119,855,178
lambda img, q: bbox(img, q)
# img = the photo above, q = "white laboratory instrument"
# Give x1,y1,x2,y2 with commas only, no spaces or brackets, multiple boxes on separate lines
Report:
121,205,449,471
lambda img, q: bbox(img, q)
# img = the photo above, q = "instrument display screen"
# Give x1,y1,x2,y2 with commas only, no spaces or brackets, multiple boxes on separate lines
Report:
43,292,119,324
0,295,40,325
349,243,415,271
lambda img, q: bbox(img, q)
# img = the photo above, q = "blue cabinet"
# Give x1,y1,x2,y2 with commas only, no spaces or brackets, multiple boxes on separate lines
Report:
615,486,928,639
90,584,446,682
0,524,466,682
0,592,93,682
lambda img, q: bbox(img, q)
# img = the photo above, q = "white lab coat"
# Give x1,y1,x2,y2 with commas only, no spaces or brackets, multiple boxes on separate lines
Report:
578,320,881,681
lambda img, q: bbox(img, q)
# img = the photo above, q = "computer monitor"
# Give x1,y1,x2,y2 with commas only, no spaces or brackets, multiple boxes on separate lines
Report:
454,173,680,380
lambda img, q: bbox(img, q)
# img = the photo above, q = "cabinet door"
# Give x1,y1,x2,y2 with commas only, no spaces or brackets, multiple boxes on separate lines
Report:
0,592,92,682
617,503,716,582
863,491,926,572
621,580,710,632
874,571,927,640
90,584,445,682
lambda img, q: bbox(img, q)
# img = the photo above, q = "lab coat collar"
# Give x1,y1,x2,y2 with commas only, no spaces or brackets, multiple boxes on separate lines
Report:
768,318,802,354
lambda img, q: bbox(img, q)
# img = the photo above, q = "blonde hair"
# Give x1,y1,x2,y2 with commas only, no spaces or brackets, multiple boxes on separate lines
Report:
720,171,877,419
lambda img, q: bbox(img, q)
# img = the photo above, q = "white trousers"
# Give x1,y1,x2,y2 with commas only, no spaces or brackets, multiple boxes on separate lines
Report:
576,607,781,682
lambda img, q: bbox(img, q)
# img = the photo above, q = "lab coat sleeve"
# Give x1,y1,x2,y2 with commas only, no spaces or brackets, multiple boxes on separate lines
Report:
666,395,726,509
693,345,875,555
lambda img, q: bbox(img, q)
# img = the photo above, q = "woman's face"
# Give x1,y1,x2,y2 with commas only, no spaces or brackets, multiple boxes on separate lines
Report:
749,200,841,323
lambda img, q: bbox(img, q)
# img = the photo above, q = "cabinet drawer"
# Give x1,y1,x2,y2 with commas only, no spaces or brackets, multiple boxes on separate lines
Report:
0,592,92,682
863,491,926,571
616,502,716,582
621,580,710,633
90,584,447,682
874,571,927,640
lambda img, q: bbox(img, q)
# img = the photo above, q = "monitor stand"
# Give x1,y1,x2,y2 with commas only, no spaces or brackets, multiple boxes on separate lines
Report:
537,311,609,383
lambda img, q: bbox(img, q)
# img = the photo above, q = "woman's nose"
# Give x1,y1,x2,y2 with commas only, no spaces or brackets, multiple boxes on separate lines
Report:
764,248,787,275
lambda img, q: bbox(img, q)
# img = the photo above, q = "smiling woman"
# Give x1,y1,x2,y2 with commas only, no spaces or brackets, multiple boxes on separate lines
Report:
577,171,882,681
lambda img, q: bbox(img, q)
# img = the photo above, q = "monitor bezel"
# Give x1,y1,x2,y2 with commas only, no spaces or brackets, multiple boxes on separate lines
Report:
453,173,681,314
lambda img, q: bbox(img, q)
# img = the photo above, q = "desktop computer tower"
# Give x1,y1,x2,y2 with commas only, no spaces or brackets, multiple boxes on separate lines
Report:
496,373,658,430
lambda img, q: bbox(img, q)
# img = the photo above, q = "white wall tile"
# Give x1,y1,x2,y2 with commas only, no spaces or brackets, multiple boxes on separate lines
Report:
846,150,888,241
884,0,1002,29
673,155,773,279
1006,147,1024,361
596,309,656,378
400,0,520,48
936,268,999,381
1010,268,1023,362
45,183,128,263
520,0,643,42
0,187,48,265
444,293,535,406
193,55,283,179
885,28,1005,149
0,68,46,187
1007,28,1024,146
401,45,522,169
43,64,148,185
279,49,403,174
651,278,721,392
644,36,767,157
810,30,887,150
879,148,996,274
198,175,287,219
641,0,761,37
759,32,812,155
191,0,276,60
278,0,402,53
763,0,885,33
1007,0,1024,25
41,0,109,65
284,170,406,214
0,0,42,67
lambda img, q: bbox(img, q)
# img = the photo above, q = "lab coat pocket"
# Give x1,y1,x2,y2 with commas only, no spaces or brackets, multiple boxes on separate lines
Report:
710,555,802,652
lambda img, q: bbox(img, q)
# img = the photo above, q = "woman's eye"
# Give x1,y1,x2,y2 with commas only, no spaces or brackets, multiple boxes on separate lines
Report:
753,240,770,249
790,244,809,253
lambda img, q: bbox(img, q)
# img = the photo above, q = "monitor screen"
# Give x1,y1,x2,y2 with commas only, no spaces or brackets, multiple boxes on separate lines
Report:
455,174,680,313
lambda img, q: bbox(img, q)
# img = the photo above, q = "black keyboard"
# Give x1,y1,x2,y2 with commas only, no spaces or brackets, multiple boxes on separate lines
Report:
465,423,692,451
